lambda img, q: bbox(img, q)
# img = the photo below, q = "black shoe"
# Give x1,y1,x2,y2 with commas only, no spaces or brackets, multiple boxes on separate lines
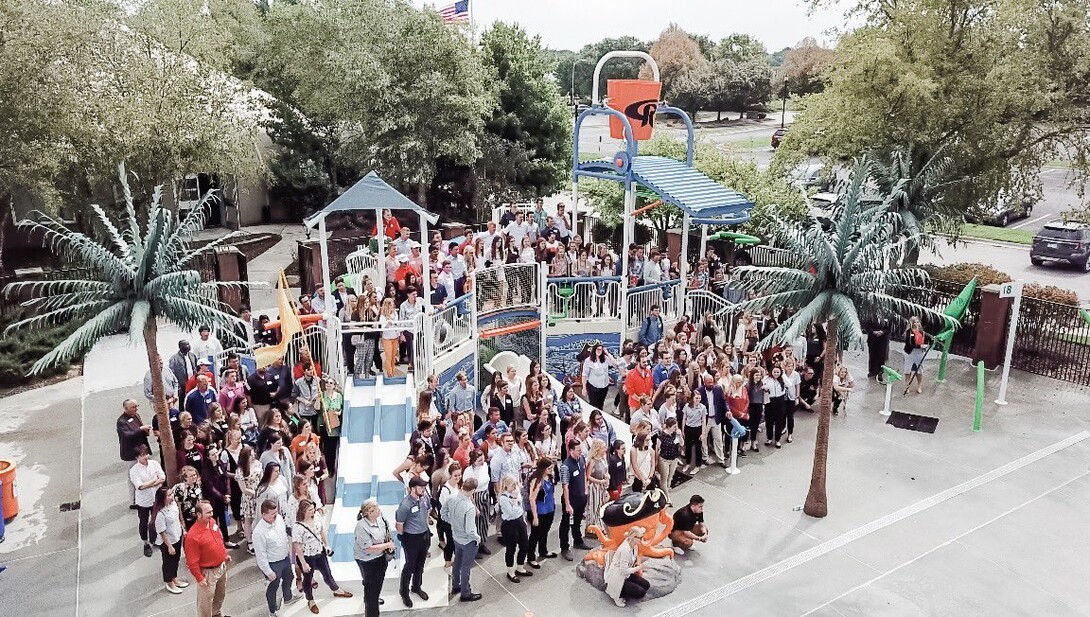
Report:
460,593,482,602
129,504,139,510
506,573,521,583
528,561,541,569
412,588,429,602
561,549,573,561
143,543,153,558
542,552,558,559
573,542,590,550
515,569,533,577
451,587,461,595
401,593,413,608
479,545,492,555
738,450,747,457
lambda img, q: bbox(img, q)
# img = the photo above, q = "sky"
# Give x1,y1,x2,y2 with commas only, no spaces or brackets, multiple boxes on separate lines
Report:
414,0,849,52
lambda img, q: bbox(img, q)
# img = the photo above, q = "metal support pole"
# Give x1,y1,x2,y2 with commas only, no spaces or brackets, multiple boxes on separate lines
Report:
318,215,339,374
419,213,431,306
974,360,985,431
572,179,580,243
727,436,740,475
620,180,635,343
679,214,691,310
995,282,1023,405
881,380,893,416
376,218,387,286
539,264,547,367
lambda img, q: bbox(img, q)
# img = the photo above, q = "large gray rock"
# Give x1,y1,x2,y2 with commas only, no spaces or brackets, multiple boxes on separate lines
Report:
575,556,683,601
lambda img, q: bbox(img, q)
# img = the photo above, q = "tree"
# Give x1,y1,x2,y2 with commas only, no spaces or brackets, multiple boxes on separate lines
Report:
255,0,494,204
640,25,707,99
714,34,768,64
733,160,952,517
471,23,573,213
553,36,650,102
700,58,773,120
3,167,252,482
787,0,1090,223
781,37,834,95
871,146,959,264
585,136,808,241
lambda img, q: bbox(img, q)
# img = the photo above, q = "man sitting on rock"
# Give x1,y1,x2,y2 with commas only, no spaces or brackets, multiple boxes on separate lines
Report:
668,495,707,555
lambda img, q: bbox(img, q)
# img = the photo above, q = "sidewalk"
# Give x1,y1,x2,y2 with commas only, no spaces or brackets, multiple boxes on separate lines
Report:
193,222,309,313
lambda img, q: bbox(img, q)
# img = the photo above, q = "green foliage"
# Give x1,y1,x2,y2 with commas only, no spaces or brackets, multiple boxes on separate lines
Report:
0,313,77,387
957,223,1034,245
255,0,494,196
581,136,808,241
734,159,955,349
552,36,650,101
787,0,1090,221
0,0,264,211
474,23,573,211
2,166,254,374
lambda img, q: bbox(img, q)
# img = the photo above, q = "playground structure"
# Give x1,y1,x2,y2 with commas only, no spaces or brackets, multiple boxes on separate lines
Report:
214,50,761,613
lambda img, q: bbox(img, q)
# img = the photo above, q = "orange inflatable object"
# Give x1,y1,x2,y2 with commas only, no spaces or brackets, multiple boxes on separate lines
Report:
0,459,17,520
607,79,662,140
584,489,675,567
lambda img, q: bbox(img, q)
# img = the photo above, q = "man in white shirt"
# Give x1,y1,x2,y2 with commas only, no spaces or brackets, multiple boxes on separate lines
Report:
554,202,572,241
395,226,414,256
253,500,298,615
504,212,530,248
437,261,457,300
129,444,165,557
191,326,223,363
399,287,425,365
476,221,501,263
644,249,664,285
311,286,328,315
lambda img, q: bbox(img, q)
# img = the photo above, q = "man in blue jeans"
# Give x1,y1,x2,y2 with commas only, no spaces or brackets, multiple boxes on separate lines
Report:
252,500,299,616
442,476,483,602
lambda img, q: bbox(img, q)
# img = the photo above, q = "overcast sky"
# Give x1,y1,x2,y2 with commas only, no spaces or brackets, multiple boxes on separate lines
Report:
414,0,848,51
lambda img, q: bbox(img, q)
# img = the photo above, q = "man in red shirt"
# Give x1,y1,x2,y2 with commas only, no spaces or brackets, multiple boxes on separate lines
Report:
185,500,231,617
624,354,654,412
372,208,402,239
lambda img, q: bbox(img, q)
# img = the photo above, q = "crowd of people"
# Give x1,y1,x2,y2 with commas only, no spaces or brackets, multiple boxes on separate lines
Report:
114,201,937,617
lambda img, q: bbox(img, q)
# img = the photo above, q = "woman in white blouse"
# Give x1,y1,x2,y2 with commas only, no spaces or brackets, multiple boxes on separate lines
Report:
581,343,616,412
293,499,353,612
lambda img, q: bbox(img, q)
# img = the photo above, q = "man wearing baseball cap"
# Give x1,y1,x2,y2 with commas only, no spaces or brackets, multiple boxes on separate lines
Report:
395,476,432,607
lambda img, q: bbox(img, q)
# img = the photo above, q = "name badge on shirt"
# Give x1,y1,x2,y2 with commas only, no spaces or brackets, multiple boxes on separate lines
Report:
411,506,420,514
572,470,580,477
127,417,135,423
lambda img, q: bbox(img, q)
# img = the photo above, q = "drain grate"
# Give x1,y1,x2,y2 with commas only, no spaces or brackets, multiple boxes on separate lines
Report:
59,501,81,512
887,411,939,433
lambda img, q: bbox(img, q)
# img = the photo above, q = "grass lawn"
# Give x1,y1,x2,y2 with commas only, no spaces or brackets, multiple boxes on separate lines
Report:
959,223,1034,245
726,136,772,152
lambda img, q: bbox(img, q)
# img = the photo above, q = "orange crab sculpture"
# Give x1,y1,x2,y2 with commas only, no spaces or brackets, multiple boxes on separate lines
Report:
585,488,675,567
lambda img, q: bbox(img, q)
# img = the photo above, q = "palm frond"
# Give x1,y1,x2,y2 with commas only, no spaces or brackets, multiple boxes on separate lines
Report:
3,279,114,299
4,299,117,334
87,203,131,262
732,265,816,295
28,301,133,375
17,214,131,281
829,293,863,348
128,300,151,346
755,290,833,351
117,162,142,247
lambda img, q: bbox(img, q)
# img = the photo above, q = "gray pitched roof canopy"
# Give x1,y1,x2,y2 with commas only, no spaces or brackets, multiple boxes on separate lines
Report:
304,171,439,228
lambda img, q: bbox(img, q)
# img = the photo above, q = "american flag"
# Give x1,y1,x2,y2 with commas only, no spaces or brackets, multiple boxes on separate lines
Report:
438,0,470,23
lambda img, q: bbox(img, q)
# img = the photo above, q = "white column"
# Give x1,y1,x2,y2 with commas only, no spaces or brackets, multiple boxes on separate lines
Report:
679,214,691,311
571,180,580,242
375,217,387,286
318,215,339,374
995,281,1023,405
419,213,432,306
699,224,708,257
620,180,636,344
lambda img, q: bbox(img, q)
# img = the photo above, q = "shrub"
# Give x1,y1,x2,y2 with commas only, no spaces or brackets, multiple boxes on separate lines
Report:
0,311,79,387
922,263,1011,287
922,263,1081,306
1023,284,1080,307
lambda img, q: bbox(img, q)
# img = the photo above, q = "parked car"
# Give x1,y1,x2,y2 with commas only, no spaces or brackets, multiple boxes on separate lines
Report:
1030,221,1090,271
966,193,1035,227
771,127,787,149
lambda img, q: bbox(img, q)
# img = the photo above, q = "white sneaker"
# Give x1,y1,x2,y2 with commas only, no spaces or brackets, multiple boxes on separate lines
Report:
174,580,190,588
613,597,627,608
165,584,182,595
672,546,685,556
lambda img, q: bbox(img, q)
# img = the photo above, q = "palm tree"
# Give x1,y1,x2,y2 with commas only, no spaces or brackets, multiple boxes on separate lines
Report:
734,159,953,518
871,145,959,265
2,165,251,481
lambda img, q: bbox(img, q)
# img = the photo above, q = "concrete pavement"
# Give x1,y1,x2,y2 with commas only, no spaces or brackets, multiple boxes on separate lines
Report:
7,336,1090,616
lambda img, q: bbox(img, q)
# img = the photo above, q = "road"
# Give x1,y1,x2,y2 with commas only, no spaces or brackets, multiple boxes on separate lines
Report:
921,238,1090,301
1009,167,1084,233
576,109,789,160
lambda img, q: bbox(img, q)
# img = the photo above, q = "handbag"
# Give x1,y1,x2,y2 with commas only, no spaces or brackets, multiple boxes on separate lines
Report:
298,521,333,557
322,395,341,431
381,518,395,561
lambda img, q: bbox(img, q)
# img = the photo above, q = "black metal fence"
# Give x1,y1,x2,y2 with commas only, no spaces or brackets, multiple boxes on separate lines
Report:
1013,297,1090,386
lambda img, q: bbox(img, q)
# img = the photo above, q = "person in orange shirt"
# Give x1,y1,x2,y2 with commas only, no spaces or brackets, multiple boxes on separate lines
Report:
185,360,217,394
372,208,402,240
624,354,654,413
185,501,231,617
290,421,321,462
292,348,322,380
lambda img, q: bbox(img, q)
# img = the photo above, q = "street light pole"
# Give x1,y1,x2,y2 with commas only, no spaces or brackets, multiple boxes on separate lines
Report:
780,78,788,128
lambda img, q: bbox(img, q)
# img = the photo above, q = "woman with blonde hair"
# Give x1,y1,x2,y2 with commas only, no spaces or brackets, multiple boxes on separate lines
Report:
584,438,610,531
604,526,650,607
379,298,399,377
497,473,534,582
